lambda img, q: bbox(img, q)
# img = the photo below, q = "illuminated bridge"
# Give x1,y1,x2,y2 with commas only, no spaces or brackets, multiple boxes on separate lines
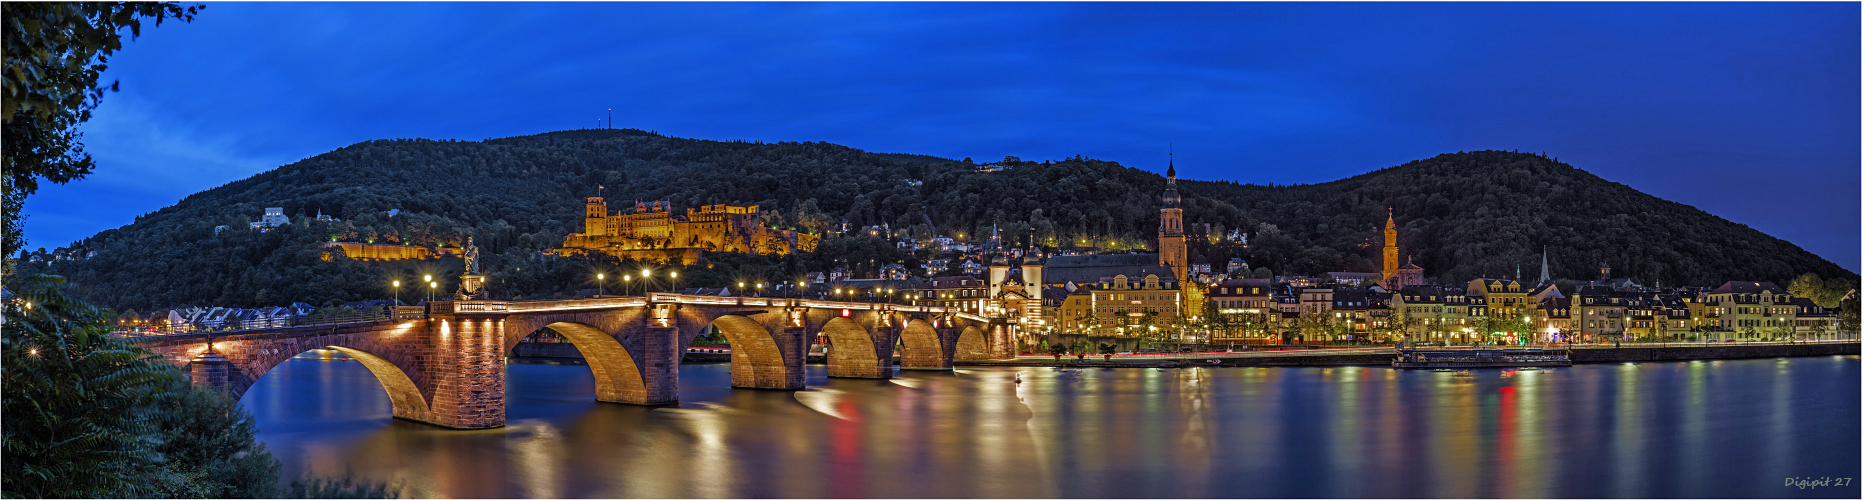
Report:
135,294,999,429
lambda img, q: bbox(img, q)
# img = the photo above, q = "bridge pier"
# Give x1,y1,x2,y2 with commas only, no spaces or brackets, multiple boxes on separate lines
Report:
189,350,232,392
989,322,1018,358
630,326,681,404
419,316,506,429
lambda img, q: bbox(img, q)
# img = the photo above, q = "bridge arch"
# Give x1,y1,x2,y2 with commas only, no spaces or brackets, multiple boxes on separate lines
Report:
710,314,798,389
954,325,989,361
530,322,651,405
321,346,432,420
823,317,889,379
898,319,947,370
199,339,433,423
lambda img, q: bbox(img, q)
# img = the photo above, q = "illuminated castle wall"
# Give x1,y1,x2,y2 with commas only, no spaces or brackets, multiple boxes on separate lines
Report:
555,197,819,264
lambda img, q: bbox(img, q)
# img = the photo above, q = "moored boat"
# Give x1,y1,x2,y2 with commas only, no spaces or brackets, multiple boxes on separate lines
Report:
1392,347,1571,368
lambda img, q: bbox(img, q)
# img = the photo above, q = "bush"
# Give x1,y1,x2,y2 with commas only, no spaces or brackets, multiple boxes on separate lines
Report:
3,275,282,498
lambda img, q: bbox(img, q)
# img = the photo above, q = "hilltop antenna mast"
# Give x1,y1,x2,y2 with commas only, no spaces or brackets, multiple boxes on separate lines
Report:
608,108,613,129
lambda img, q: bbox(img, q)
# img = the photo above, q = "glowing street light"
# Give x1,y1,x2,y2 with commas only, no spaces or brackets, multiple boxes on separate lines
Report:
392,280,401,305
623,275,631,295
597,273,605,296
428,280,437,302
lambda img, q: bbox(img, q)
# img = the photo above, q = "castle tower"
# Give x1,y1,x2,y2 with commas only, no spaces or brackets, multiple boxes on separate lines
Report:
1381,208,1398,287
988,253,1012,303
585,197,608,237
1021,248,1043,303
1158,155,1187,282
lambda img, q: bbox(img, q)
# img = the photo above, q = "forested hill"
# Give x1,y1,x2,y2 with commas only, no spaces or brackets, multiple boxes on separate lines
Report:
1181,150,1855,288
16,129,1853,312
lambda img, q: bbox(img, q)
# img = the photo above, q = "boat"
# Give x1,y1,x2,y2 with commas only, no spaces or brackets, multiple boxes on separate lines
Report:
1392,347,1571,368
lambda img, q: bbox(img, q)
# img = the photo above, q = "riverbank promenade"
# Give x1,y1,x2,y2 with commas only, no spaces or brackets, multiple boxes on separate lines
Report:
954,340,1860,368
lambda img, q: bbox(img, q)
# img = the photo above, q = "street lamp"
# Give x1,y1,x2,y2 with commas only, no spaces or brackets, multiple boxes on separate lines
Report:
429,281,437,302
623,275,631,295
670,271,679,293
597,273,605,296
392,280,401,305
756,282,764,296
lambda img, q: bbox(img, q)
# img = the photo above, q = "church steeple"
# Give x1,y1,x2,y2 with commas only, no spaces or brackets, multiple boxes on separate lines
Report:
1161,149,1180,209
1158,149,1186,283
1381,208,1399,288
1539,246,1550,284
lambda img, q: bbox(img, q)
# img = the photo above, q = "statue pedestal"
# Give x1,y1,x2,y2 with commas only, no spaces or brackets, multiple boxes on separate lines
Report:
457,274,487,300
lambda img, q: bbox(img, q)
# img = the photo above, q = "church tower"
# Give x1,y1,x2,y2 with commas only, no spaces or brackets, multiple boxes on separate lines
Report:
1158,154,1187,283
1381,208,1399,287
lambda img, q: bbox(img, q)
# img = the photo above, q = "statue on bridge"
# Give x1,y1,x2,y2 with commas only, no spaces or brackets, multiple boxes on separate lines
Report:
463,236,482,275
458,236,487,300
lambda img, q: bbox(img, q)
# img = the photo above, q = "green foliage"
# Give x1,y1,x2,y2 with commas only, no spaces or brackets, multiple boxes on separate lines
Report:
283,470,400,499
142,380,281,499
1840,297,1860,333
2,275,179,498
1788,272,1853,309
2,2,200,258
1,274,284,498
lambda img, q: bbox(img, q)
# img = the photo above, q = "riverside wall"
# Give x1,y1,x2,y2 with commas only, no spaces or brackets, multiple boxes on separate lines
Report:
515,341,1859,368
1568,342,1858,363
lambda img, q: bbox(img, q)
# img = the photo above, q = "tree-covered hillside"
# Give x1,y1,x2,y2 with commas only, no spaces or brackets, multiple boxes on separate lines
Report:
16,130,1853,312
1185,150,1856,288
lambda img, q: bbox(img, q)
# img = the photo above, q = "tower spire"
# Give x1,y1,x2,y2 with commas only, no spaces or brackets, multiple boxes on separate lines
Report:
1539,246,1550,284
1166,144,1176,182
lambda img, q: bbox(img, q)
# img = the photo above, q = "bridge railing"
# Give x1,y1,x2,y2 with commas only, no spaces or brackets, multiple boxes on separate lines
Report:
113,306,418,337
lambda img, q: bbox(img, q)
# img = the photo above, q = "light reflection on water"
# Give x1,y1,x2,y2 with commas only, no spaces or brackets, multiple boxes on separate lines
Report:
246,355,1861,498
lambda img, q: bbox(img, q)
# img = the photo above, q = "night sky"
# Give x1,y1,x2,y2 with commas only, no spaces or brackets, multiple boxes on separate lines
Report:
23,2,1860,272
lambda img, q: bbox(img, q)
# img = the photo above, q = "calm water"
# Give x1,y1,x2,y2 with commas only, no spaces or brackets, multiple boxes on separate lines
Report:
245,354,1861,498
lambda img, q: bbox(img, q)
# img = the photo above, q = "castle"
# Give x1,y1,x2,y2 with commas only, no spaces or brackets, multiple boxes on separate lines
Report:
553,197,819,264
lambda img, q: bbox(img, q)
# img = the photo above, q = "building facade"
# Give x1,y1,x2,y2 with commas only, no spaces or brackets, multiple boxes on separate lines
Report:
556,197,819,264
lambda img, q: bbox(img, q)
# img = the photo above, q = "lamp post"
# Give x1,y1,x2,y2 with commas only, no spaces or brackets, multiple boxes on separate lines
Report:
423,275,432,302
597,273,605,296
670,271,679,293
623,275,631,296
393,280,400,305
429,281,437,302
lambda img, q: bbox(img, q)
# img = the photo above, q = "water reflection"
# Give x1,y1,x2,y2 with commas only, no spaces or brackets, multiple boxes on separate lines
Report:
248,355,1861,498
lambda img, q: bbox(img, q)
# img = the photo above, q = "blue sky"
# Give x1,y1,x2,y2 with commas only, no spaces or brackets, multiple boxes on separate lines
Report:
24,2,1860,272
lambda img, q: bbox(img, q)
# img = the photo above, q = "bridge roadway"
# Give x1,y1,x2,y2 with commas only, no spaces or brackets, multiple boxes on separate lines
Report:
136,293,998,429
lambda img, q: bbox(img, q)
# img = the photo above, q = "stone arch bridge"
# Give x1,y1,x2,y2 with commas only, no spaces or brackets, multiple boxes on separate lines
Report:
137,294,1002,429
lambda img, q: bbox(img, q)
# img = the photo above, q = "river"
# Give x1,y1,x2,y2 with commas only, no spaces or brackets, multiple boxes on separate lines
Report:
245,354,1860,498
